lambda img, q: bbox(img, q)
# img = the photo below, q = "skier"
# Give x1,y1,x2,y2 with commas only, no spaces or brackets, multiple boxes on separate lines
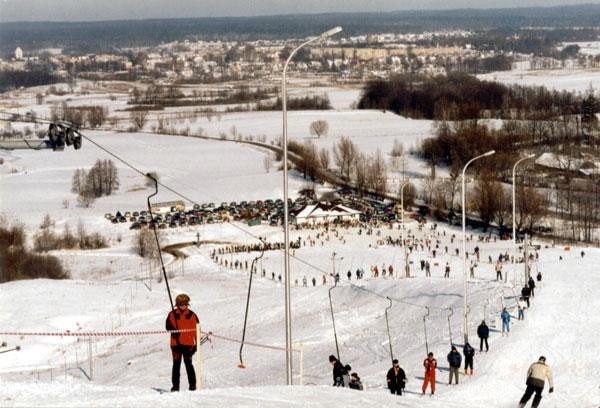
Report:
447,346,462,385
165,294,199,392
422,352,437,395
521,285,531,308
420,259,425,271
386,359,407,395
501,308,511,336
302,275,307,287
528,276,536,297
518,297,527,320
348,372,363,390
477,320,489,352
312,277,316,287
444,262,450,278
347,270,352,281
536,271,542,283
518,356,554,408
425,261,431,277
328,355,346,387
495,260,503,281
463,342,475,376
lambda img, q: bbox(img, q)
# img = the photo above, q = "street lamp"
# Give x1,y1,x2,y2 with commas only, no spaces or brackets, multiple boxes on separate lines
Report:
400,181,410,277
281,26,342,385
461,150,495,344
512,154,536,275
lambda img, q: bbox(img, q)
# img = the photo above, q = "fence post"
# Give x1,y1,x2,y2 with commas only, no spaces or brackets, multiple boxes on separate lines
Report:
299,342,304,385
196,324,202,390
88,337,94,381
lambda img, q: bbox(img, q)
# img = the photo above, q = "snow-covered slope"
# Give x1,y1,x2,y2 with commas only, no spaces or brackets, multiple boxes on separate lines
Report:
1,221,599,407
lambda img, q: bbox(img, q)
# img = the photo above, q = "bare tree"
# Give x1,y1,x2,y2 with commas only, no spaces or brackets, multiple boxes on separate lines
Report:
352,152,368,196
319,148,330,170
134,228,162,259
309,120,329,138
333,136,357,181
263,154,273,173
367,149,387,197
131,111,148,131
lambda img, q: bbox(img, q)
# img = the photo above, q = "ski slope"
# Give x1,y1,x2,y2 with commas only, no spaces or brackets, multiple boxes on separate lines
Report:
1,220,599,407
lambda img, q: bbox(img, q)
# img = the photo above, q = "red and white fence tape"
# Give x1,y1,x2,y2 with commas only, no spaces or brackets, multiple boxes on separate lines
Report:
0,329,300,352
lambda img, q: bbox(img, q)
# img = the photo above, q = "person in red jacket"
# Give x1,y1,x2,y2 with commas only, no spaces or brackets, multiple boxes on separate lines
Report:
166,293,199,392
422,352,437,395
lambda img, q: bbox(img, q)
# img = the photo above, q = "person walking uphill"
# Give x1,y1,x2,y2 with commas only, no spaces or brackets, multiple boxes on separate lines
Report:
329,355,346,387
477,320,490,352
447,346,462,385
165,294,199,392
387,359,407,395
422,352,437,395
501,308,511,336
518,356,554,408
463,342,475,375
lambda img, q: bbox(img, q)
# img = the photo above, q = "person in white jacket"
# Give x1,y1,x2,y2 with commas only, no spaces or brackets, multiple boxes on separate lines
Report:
518,356,554,408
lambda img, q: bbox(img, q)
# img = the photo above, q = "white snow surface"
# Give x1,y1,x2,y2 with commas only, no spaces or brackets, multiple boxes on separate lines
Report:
1,220,599,407
478,69,600,93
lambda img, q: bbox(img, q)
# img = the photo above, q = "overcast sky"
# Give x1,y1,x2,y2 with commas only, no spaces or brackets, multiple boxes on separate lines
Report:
0,0,597,22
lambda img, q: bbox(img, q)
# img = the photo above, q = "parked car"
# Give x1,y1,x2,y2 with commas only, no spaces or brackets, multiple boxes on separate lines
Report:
129,222,141,230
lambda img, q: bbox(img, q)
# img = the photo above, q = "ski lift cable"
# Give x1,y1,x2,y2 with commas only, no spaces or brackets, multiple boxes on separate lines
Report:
328,273,341,361
146,174,180,345
59,128,454,313
384,297,394,362
238,240,266,369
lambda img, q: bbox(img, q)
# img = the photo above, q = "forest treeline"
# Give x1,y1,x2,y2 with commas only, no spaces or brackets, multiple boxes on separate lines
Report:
358,72,598,121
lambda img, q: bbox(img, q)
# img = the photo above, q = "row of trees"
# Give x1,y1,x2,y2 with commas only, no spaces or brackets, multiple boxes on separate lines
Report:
358,72,599,121
33,215,107,252
0,221,68,283
50,103,108,128
72,160,120,207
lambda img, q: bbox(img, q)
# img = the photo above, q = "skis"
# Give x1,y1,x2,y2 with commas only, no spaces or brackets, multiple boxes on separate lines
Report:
151,387,170,394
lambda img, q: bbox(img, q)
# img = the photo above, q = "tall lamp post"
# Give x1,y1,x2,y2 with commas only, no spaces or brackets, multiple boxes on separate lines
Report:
461,150,495,344
282,26,342,385
512,154,536,276
400,180,410,276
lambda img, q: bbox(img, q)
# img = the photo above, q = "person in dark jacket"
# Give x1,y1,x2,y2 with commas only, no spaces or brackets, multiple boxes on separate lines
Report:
528,276,536,297
386,359,407,395
477,320,489,352
329,355,346,386
165,293,199,392
447,346,462,385
522,286,531,308
348,372,363,390
463,342,475,375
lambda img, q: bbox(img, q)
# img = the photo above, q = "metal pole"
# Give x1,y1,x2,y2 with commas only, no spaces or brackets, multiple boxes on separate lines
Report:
512,154,535,283
384,297,394,361
88,337,93,381
461,150,495,344
400,181,409,277
282,27,342,385
524,233,529,282
447,307,454,346
328,263,340,360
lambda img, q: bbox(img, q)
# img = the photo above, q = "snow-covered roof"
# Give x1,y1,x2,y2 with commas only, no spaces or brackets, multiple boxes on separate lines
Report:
294,202,361,219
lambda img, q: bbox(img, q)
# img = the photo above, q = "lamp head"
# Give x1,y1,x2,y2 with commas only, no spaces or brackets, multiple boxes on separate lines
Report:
320,26,343,38
527,154,536,159
483,150,495,157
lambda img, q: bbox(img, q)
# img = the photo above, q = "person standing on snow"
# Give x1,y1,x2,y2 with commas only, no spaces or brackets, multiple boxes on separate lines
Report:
328,355,346,387
444,262,450,278
518,356,554,408
386,359,407,395
521,285,532,308
495,260,503,281
447,346,462,385
463,342,475,375
501,308,511,336
422,352,437,395
165,293,199,392
477,320,489,352
528,276,536,297
518,297,527,320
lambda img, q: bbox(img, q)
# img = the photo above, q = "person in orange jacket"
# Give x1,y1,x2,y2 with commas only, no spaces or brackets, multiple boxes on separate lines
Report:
422,352,437,395
165,293,200,392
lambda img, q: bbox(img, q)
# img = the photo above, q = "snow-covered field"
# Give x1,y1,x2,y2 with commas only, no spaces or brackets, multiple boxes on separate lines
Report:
478,69,600,93
2,78,600,407
2,219,600,407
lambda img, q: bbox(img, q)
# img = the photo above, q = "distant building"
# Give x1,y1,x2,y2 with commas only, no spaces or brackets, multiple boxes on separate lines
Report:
292,202,361,225
14,47,23,60
150,200,185,214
